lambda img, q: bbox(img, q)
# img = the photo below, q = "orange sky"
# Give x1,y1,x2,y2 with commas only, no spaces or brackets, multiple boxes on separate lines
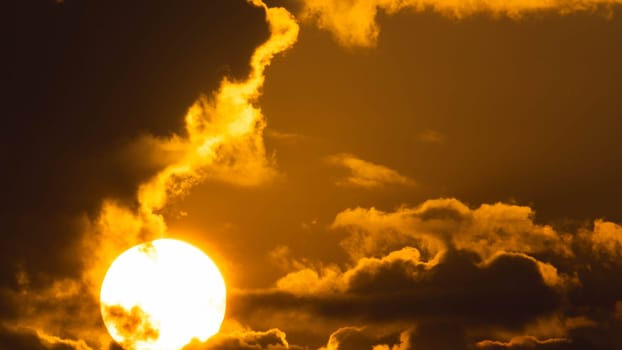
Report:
4,0,622,349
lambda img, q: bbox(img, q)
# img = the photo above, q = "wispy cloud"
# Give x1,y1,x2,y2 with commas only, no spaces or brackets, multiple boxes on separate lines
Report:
417,129,446,144
265,129,308,144
327,153,415,189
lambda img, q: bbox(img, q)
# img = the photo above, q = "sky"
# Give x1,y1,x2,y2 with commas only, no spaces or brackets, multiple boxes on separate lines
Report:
4,0,622,349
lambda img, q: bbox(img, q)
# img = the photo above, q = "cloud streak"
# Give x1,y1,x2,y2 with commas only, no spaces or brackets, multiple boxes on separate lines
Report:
327,153,415,189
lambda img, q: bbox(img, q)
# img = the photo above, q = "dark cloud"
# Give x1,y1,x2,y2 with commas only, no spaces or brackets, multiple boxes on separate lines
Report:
0,325,80,350
231,250,562,335
101,305,159,347
227,198,622,349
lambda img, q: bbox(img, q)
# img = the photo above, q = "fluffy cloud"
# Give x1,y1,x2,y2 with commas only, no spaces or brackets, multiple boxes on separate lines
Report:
589,219,622,259
331,199,572,262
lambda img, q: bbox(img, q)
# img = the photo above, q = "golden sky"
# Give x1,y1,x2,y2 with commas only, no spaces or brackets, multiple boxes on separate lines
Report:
4,0,622,349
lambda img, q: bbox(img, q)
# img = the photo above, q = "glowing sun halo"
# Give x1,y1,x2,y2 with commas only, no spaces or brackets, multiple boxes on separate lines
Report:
100,239,226,350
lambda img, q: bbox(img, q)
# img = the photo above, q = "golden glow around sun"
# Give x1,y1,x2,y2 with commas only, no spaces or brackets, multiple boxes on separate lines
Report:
100,239,226,350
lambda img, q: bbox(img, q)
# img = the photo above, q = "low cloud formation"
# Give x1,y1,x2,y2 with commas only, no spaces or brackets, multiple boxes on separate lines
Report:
320,326,380,350
183,326,308,350
300,0,622,47
0,324,92,350
372,329,412,350
327,153,415,189
229,198,622,349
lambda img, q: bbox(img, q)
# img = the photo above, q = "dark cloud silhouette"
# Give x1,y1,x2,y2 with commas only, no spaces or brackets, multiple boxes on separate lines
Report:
0,325,82,350
101,305,159,347
226,199,622,349
233,250,561,329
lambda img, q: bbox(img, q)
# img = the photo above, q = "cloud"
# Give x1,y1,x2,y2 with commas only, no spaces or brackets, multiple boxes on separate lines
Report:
320,326,393,350
331,199,572,262
76,0,301,314
0,324,92,350
372,329,413,350
6,1,622,349
327,153,415,189
100,305,159,349
228,198,622,348
275,246,432,295
319,326,366,350
476,336,570,349
300,0,622,47
417,129,446,144
136,0,300,215
2,1,301,349
235,249,563,332
265,129,309,144
81,0,301,312
588,219,622,259
2,0,271,294
183,328,303,350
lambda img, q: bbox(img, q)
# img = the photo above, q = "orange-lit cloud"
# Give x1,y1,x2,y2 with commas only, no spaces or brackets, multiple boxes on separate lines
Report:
83,0,300,294
6,0,622,349
331,199,572,262
184,327,303,350
301,0,622,47
228,197,622,348
372,329,413,350
276,246,433,295
4,1,301,349
327,153,415,189
319,326,366,350
588,219,622,259
476,335,570,349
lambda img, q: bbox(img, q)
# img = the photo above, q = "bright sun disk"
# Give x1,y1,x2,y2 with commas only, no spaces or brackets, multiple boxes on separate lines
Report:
100,238,226,350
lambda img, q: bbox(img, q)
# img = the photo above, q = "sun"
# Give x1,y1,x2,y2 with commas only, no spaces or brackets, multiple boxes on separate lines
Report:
100,238,227,350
